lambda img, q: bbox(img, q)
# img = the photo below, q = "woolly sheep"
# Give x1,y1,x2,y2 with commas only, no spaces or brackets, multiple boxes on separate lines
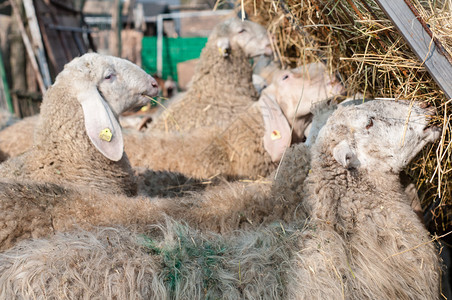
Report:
0,99,441,299
0,53,159,195
0,115,37,161
0,171,295,250
150,17,272,132
124,62,344,179
290,99,441,299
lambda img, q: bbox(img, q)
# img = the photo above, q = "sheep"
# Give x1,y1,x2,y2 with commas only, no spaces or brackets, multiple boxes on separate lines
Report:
0,99,441,299
124,62,344,179
0,172,289,250
150,17,272,132
291,99,442,299
0,53,159,196
0,115,38,161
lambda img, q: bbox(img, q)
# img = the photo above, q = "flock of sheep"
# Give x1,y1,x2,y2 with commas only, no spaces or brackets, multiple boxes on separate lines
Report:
0,17,445,299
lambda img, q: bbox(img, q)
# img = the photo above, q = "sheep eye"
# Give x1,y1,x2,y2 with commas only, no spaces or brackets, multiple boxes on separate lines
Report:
282,74,289,80
104,73,116,80
366,117,374,129
238,28,246,33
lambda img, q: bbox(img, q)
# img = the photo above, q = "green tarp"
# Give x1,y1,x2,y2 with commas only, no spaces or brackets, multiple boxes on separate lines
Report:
0,48,12,112
141,36,207,82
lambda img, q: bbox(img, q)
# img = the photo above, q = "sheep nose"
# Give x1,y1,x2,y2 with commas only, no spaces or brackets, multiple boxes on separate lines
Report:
151,80,158,88
419,101,432,109
424,105,437,118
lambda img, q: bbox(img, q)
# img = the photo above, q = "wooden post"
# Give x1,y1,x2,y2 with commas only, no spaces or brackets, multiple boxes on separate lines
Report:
10,0,47,94
376,0,452,99
9,0,26,117
111,0,122,57
23,0,52,87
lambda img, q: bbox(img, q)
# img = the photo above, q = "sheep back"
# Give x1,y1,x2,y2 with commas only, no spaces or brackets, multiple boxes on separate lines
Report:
0,115,37,161
151,43,258,132
126,103,274,179
0,227,165,299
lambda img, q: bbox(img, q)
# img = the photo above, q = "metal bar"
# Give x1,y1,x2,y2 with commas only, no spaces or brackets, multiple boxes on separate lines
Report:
84,10,233,26
72,32,84,53
375,0,452,99
147,9,232,23
156,14,163,76
46,24,93,33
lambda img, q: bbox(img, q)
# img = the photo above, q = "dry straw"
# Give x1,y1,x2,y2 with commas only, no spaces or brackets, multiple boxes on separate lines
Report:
240,0,451,237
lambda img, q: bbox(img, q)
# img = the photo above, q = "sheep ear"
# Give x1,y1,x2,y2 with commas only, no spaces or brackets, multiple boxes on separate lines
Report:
78,87,124,161
216,37,230,57
332,140,358,169
259,92,291,162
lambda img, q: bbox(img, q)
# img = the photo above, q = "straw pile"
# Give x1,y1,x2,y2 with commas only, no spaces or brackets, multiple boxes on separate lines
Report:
239,0,451,238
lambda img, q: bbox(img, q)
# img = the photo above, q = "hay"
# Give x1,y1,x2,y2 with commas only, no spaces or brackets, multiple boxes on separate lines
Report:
240,0,451,238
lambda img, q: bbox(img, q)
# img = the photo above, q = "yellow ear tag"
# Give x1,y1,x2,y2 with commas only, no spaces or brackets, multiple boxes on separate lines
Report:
218,47,229,56
271,130,282,140
99,128,113,142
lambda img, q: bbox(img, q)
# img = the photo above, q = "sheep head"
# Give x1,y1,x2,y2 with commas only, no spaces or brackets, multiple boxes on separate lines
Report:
210,18,272,58
261,62,345,145
317,100,441,174
271,63,344,121
56,53,159,161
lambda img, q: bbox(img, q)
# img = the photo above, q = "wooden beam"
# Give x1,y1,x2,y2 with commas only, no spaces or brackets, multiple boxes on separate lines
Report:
111,0,122,57
10,0,47,94
375,0,452,99
23,0,52,87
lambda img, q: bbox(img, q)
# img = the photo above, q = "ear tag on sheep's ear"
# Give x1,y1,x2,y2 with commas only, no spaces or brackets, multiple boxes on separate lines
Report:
259,92,291,163
271,130,282,140
216,37,230,57
218,47,230,57
99,128,113,142
77,84,124,162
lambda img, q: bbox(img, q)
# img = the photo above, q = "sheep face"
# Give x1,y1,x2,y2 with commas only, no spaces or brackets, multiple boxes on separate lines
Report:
61,53,159,116
56,53,159,161
320,100,440,173
212,18,272,58
272,63,345,120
